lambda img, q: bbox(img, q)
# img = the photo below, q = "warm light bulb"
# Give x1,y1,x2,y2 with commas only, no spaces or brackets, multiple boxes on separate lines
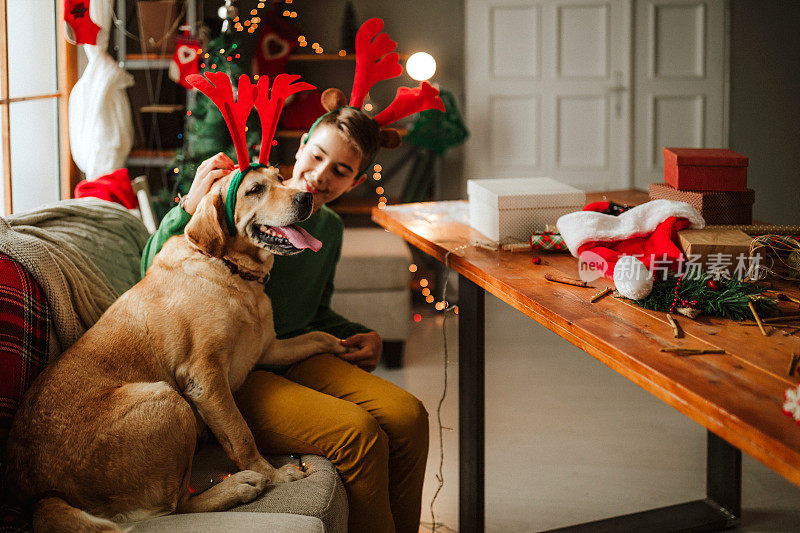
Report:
406,52,436,81
217,6,228,19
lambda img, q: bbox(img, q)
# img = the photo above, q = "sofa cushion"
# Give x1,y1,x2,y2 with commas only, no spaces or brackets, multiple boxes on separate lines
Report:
0,252,49,452
334,228,412,291
129,512,325,533
191,443,347,532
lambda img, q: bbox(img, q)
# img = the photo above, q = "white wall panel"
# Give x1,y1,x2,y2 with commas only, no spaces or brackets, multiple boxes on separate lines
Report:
652,3,706,78
490,96,539,168
558,4,609,78
491,6,541,78
557,96,607,168
651,95,704,165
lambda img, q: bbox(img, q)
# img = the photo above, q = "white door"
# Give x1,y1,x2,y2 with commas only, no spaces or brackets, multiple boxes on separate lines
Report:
465,0,727,193
465,0,632,191
632,0,728,189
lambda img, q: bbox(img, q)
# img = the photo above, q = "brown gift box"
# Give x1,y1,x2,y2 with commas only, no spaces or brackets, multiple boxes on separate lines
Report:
649,182,755,225
678,229,754,273
137,0,181,54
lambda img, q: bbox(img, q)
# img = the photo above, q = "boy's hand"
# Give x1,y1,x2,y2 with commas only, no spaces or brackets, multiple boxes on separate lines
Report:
338,332,382,372
182,152,236,214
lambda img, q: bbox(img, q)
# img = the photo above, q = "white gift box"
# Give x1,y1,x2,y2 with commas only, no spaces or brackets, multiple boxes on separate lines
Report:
468,177,586,241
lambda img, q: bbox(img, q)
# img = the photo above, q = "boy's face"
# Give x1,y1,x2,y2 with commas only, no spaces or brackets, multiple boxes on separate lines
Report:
287,125,367,212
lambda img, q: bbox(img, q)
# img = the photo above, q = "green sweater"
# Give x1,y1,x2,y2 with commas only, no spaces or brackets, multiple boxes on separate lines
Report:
140,204,371,341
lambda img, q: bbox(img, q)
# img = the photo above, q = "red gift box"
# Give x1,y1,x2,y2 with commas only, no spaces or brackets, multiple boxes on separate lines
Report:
649,182,755,225
663,147,748,191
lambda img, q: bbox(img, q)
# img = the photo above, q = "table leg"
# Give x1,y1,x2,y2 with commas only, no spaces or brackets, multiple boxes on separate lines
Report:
546,430,741,532
458,274,485,533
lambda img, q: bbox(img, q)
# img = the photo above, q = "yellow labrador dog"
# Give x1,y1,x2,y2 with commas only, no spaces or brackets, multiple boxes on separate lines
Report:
6,166,346,531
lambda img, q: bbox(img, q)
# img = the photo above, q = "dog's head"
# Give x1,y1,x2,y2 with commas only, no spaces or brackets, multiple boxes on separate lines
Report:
185,166,321,275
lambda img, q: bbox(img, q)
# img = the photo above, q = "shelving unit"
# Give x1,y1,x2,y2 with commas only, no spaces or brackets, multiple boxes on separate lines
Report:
287,53,410,62
114,0,198,168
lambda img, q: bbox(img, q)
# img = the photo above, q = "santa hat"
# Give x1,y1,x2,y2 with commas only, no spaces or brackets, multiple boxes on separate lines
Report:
556,200,705,299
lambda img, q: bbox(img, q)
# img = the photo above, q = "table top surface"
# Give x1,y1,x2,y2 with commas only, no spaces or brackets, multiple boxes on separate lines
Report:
372,190,800,487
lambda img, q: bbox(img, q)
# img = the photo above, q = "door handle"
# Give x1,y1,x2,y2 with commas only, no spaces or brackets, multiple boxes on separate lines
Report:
607,71,627,119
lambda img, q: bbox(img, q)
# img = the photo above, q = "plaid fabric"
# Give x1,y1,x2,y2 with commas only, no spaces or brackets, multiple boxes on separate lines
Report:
0,252,49,533
529,231,567,251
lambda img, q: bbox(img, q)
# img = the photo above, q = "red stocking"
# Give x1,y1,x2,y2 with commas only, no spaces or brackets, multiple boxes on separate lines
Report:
252,7,299,79
63,0,101,45
169,36,201,88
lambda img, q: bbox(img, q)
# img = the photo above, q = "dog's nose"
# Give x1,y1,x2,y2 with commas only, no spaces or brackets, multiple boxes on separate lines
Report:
294,192,313,213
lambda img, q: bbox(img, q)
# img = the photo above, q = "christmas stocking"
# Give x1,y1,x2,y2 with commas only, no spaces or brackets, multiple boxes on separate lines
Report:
64,0,101,45
169,36,201,88
556,199,705,299
252,7,300,79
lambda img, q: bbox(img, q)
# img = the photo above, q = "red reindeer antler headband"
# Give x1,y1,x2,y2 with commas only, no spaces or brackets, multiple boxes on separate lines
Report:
308,18,445,153
186,72,315,233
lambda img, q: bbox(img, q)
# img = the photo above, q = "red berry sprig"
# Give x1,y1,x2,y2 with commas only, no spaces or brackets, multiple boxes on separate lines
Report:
707,279,720,291
669,273,686,313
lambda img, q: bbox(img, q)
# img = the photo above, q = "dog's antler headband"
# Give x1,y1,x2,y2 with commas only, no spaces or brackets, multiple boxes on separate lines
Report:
186,72,315,234
310,18,445,154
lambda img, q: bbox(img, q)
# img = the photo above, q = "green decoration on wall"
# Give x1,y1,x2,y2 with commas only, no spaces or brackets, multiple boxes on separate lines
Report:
400,89,469,203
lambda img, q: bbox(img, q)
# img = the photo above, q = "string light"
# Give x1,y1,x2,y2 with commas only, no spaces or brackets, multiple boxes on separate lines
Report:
377,202,386,209
426,295,435,303
339,49,347,56
379,196,387,203
250,9,257,15
422,288,430,296
376,186,384,194
373,172,381,180
374,164,382,172
420,279,429,288
435,302,445,311
364,103,373,111
290,11,297,18
283,9,290,16
413,313,422,322
311,42,319,49
408,264,417,273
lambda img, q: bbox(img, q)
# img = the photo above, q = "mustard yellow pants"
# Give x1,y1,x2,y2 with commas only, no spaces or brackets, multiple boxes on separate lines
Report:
234,353,429,533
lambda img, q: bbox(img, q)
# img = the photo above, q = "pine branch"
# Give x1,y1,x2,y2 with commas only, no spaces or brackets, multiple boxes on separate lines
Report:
632,274,777,320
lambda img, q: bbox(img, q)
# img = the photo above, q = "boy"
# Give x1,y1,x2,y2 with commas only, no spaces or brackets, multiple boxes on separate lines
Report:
142,106,428,533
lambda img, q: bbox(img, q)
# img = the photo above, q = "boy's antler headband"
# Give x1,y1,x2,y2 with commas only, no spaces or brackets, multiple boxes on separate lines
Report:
306,18,446,162
186,72,315,234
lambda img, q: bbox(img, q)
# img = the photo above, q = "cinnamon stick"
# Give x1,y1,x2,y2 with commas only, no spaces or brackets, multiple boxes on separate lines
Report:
502,242,531,253
666,314,683,338
660,348,726,355
748,301,770,336
788,354,800,377
544,273,590,288
590,287,612,303
762,314,800,324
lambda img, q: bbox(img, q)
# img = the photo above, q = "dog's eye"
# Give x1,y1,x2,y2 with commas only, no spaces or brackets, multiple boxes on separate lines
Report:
246,184,266,196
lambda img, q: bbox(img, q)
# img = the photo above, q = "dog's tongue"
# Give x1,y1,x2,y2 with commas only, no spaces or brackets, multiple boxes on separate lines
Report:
274,225,322,252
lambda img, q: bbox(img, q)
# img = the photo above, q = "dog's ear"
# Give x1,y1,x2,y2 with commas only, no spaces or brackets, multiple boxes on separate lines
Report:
379,128,402,149
321,88,347,112
185,193,228,257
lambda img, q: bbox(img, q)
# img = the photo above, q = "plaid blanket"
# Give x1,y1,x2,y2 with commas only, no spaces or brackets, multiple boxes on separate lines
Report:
0,252,48,532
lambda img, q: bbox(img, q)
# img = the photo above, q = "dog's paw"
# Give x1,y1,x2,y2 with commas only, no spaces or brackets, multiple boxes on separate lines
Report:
314,332,347,355
270,462,308,484
230,470,268,503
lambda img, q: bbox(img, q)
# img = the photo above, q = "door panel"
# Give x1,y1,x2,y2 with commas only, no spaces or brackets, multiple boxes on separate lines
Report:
466,0,727,195
466,0,631,191
633,0,726,188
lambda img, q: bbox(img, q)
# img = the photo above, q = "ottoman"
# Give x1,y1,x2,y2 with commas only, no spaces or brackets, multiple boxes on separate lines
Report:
332,227,413,367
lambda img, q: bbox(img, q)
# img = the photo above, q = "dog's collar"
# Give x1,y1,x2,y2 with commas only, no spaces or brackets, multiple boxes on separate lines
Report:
196,248,270,284
222,257,269,284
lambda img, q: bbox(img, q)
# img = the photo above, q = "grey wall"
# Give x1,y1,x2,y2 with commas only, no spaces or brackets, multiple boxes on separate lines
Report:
728,0,800,225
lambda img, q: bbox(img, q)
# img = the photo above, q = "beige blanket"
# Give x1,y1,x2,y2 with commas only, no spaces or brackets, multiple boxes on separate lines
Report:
0,198,149,361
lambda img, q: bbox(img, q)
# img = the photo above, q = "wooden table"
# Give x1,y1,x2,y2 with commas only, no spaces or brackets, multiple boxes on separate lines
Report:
372,191,800,532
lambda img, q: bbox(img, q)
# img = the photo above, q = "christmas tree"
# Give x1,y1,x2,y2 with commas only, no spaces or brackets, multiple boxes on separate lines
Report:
157,2,260,217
